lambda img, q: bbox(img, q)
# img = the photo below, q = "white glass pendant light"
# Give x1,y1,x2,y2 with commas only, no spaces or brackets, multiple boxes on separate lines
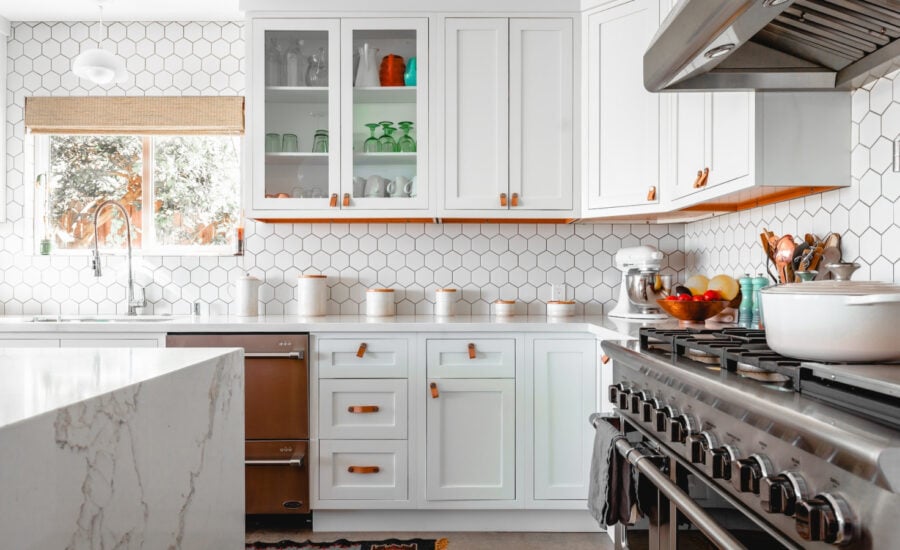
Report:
72,0,127,85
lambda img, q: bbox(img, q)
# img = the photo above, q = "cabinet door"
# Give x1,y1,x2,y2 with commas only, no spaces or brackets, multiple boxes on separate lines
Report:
444,19,509,211
587,0,661,210
426,378,515,500
251,19,341,214
340,18,429,211
707,91,752,189
532,339,596,500
671,92,708,199
509,19,573,211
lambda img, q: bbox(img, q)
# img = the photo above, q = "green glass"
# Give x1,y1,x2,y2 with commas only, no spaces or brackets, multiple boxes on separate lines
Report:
378,121,397,153
397,121,416,153
363,123,381,153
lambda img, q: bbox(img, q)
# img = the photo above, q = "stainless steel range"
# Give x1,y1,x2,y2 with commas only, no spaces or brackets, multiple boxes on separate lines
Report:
599,327,900,549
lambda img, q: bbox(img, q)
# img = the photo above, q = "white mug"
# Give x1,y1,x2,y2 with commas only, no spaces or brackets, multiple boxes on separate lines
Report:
352,177,366,197
404,176,417,198
392,176,410,197
365,175,387,197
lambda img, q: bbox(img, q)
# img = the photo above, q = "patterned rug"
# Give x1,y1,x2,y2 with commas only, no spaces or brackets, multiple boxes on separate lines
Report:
246,539,448,550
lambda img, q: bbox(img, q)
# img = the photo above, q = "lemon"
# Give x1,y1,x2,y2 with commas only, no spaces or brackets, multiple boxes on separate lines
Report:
684,275,709,296
708,274,740,301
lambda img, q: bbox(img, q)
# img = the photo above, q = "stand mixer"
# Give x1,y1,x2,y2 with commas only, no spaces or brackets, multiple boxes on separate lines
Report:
608,245,669,320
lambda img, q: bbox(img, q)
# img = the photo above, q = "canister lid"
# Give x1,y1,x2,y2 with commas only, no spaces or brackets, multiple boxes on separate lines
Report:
547,300,575,304
495,299,516,304
435,288,457,293
240,272,260,281
366,288,395,293
299,274,327,279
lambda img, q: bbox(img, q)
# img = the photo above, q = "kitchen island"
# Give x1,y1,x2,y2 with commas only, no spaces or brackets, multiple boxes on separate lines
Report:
0,347,245,549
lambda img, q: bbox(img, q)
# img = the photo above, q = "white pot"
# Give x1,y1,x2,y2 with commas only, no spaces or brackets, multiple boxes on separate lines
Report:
760,281,900,363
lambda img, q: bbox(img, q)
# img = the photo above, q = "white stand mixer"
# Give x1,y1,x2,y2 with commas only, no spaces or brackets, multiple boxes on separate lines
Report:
608,245,669,320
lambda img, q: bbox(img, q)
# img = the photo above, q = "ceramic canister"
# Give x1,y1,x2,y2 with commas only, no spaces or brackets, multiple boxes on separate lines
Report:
236,273,262,316
434,288,458,317
546,300,576,317
366,288,396,317
297,274,327,316
493,299,517,317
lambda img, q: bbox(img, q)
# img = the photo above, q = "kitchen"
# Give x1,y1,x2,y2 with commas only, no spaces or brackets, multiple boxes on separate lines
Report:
0,0,898,549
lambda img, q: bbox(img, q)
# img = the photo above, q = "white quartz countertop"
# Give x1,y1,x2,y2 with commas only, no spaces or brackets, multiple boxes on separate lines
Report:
0,347,241,430
0,313,677,338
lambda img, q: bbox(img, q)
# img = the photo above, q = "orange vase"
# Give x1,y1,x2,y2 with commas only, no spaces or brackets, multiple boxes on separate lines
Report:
379,54,406,87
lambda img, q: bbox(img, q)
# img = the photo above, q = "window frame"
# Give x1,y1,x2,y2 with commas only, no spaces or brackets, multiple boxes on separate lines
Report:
33,133,241,257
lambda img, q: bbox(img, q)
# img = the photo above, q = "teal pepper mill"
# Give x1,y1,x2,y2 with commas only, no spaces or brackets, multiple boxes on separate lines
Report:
751,275,769,321
738,274,753,316
404,57,417,86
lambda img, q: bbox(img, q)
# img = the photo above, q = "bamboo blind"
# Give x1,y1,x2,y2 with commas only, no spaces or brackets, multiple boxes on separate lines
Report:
24,96,245,135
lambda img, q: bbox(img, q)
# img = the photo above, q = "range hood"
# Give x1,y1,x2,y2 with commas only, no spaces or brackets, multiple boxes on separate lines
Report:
645,0,900,91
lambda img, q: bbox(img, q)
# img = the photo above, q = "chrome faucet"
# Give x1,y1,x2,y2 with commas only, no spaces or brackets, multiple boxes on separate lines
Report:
91,200,146,316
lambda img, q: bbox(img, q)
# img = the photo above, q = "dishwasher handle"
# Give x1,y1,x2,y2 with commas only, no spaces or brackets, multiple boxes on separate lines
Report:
244,351,305,361
245,456,305,468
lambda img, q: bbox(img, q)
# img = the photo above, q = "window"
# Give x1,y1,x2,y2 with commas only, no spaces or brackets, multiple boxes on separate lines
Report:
36,134,240,253
25,95,245,255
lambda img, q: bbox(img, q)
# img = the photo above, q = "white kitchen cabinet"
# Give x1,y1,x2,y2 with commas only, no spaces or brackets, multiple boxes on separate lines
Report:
443,18,575,217
584,0,663,214
319,439,408,501
531,339,596,502
425,378,516,501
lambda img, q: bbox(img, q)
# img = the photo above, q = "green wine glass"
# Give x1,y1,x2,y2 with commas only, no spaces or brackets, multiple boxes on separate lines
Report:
378,121,398,153
397,121,416,152
363,123,381,153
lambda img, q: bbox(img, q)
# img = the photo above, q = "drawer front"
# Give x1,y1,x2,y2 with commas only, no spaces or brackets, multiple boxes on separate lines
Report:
319,440,408,501
319,379,407,439
317,337,408,378
427,338,516,378
245,440,309,514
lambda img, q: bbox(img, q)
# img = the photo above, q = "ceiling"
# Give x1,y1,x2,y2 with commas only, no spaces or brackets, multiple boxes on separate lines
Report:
0,0,243,22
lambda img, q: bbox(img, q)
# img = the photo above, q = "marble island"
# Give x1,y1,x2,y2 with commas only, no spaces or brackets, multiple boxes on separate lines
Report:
0,347,245,549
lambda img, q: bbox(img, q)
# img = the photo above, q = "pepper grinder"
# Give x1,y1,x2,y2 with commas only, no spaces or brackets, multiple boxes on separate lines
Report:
751,275,769,320
738,274,753,316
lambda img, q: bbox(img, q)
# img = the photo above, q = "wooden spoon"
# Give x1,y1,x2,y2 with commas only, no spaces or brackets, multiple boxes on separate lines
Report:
774,235,797,284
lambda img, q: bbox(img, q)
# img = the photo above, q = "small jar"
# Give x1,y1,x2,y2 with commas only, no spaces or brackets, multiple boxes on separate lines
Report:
493,299,516,317
546,300,576,317
366,288,396,317
297,274,327,316
434,288,458,317
235,273,262,317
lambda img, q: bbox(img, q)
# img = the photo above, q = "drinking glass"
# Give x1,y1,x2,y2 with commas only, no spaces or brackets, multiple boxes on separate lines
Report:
397,121,416,152
282,133,299,152
378,121,397,153
265,133,281,153
312,130,328,153
305,47,328,86
363,123,381,153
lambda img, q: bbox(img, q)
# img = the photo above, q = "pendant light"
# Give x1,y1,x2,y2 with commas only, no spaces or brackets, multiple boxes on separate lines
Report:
72,0,127,85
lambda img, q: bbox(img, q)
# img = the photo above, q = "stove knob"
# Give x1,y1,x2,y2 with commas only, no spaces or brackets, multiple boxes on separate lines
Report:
641,398,661,423
795,494,854,545
654,406,675,433
732,455,772,494
761,473,807,516
669,414,696,444
709,446,736,480
688,432,716,465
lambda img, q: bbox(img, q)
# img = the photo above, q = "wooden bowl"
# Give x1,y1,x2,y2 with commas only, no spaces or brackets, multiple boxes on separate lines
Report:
656,299,730,322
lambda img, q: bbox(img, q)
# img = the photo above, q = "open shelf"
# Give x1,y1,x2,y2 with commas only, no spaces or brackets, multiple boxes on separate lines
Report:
266,86,329,103
266,152,329,165
353,86,416,104
353,152,417,165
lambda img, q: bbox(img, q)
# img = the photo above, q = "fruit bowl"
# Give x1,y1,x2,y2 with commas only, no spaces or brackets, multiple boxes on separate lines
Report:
656,299,730,322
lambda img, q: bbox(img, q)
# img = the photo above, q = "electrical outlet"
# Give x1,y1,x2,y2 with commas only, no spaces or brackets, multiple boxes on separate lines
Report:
550,284,566,301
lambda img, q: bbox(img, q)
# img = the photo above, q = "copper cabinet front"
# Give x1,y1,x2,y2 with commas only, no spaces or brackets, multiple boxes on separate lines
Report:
246,440,310,514
245,355,309,440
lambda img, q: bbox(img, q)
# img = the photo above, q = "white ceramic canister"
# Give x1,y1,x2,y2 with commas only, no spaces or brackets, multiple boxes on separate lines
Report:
493,299,517,317
235,273,262,316
434,288,458,317
366,288,396,317
297,274,327,316
546,300,576,317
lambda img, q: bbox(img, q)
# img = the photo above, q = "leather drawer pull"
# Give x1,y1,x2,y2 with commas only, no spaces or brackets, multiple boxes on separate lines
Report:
356,343,367,358
697,167,710,188
329,193,338,207
500,193,508,207
511,192,519,207
342,193,351,207
601,354,610,365
348,405,380,414
348,466,380,474
647,186,656,201
430,382,439,399
692,170,704,188
468,343,476,359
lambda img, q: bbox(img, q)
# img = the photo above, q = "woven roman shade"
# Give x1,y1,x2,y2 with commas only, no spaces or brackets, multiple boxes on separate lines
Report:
24,96,245,135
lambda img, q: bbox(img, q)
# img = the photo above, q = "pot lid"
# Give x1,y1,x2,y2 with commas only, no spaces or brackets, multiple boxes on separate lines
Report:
761,281,900,296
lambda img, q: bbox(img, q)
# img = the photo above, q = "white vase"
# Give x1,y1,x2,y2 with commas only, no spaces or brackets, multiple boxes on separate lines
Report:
355,43,380,87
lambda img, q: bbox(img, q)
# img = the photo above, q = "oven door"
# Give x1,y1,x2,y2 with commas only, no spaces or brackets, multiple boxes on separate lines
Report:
613,418,797,550
246,440,310,514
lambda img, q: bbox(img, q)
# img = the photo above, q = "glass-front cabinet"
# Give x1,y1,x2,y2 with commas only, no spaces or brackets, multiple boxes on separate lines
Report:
249,18,428,218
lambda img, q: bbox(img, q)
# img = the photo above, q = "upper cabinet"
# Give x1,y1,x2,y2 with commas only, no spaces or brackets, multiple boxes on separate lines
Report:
247,18,429,220
442,18,576,218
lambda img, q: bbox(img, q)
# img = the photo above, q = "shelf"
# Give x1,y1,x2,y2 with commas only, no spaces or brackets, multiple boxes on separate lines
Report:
353,152,417,165
353,86,416,104
266,152,329,165
266,86,329,103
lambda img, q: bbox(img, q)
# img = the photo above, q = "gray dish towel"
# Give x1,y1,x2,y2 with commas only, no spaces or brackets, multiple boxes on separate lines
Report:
588,413,630,528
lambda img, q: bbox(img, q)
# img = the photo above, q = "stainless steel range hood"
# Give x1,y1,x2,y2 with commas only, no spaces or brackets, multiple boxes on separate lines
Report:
645,0,900,92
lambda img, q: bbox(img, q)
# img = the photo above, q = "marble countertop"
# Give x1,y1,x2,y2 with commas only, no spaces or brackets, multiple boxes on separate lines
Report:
0,313,679,338
0,347,242,430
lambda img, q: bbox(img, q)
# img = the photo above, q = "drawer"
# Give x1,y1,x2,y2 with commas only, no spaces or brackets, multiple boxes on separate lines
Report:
426,338,516,378
319,440,408,501
317,337,408,378
319,379,407,439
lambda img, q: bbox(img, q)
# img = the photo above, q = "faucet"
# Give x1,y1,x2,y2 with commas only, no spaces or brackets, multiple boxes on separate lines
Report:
91,200,146,316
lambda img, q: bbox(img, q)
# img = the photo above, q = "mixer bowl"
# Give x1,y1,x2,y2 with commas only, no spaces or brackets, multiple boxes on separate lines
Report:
624,270,666,312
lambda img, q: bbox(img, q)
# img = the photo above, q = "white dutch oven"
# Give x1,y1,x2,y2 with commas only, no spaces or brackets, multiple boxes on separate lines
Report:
760,281,900,363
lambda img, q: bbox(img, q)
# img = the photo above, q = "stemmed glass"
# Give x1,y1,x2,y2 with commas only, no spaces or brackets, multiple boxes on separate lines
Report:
363,123,381,153
378,121,397,153
397,121,416,152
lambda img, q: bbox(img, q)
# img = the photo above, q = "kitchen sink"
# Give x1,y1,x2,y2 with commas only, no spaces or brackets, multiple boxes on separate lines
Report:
29,315,176,323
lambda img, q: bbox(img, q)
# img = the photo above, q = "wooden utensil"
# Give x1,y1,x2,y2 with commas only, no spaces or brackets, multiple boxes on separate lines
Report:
774,235,796,284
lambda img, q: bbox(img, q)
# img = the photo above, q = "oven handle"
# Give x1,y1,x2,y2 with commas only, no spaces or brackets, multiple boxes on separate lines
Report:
611,436,746,550
245,457,305,468
244,351,305,360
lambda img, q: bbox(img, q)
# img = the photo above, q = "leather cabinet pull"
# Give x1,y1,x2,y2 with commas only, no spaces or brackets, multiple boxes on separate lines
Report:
430,382,439,399
692,170,704,189
647,186,656,201
342,193,351,207
500,193,508,207
601,354,610,365
698,167,710,187
348,466,380,474
468,343,476,359
356,343,367,358
348,405,380,414
329,193,338,207
511,192,519,207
